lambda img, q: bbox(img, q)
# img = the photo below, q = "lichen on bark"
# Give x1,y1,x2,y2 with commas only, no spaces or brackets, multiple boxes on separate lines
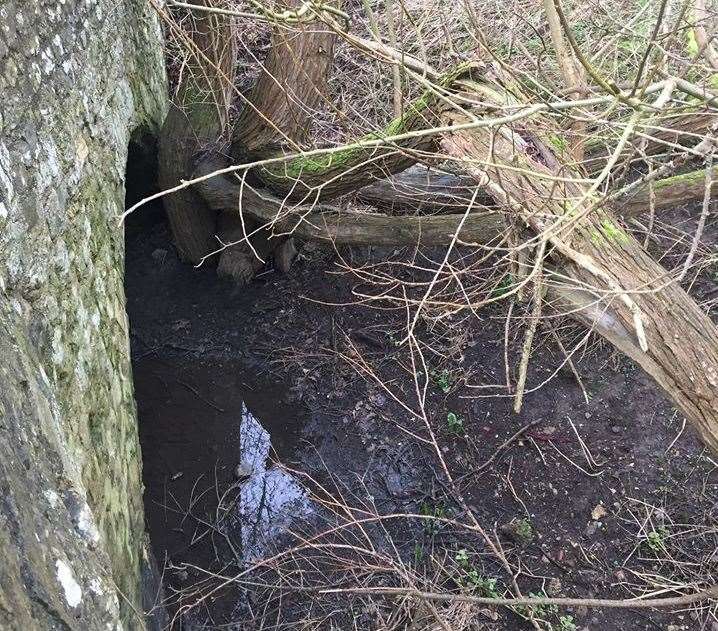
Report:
0,1,167,629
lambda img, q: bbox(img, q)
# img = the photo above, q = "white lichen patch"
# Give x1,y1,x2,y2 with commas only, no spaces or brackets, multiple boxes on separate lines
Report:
89,576,105,596
74,500,100,545
55,559,82,608
43,489,60,509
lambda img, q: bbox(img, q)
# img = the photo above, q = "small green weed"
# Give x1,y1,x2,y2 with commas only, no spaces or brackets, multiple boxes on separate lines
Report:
431,368,453,394
645,526,670,553
514,518,533,544
454,549,499,598
420,501,446,536
491,274,514,298
446,411,464,435
514,590,558,625
526,591,558,618
558,615,577,631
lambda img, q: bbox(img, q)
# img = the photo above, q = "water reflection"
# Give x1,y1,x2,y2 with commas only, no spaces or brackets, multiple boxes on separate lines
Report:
135,357,310,574
233,403,313,562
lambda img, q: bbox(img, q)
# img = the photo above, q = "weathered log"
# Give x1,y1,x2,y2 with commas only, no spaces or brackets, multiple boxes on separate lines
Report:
358,164,718,216
194,156,507,246
616,164,718,214
582,111,717,170
196,156,717,251
441,70,718,454
357,166,485,211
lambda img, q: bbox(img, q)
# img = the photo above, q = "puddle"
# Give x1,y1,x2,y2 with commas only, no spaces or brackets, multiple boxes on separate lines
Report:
232,403,313,561
133,357,311,596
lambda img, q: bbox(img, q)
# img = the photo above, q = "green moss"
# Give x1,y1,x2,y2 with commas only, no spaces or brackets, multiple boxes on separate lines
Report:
270,63,478,180
652,167,707,191
601,219,628,242
686,27,699,57
591,218,629,245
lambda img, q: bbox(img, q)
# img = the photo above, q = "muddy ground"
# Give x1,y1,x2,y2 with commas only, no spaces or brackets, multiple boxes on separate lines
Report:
125,195,718,630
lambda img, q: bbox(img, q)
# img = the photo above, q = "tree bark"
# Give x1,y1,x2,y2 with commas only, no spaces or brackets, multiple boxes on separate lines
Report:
230,0,338,157
357,164,718,216
158,0,236,263
440,70,718,453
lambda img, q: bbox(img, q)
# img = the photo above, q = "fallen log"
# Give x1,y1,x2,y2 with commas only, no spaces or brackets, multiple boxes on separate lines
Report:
616,164,718,214
582,111,717,170
194,156,507,246
440,68,718,454
357,164,718,216
356,166,484,211
197,160,718,247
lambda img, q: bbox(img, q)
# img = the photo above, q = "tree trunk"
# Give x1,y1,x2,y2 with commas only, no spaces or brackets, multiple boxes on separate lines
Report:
440,70,718,453
222,0,339,280
158,0,236,263
230,0,338,157
1,1,168,628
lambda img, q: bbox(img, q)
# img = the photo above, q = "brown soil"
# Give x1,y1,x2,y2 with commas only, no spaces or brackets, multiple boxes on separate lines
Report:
125,201,718,630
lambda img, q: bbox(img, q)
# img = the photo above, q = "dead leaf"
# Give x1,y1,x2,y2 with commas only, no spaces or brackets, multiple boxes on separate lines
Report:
591,504,607,520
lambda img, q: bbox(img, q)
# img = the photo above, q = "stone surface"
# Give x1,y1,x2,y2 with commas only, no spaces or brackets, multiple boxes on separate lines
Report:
0,1,167,629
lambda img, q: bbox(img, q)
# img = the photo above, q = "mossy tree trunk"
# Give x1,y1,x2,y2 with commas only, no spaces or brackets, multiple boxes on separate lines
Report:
1,1,167,628
158,0,236,264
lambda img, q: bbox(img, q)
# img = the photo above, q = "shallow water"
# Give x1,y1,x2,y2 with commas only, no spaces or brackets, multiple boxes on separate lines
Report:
232,402,313,561
133,356,310,574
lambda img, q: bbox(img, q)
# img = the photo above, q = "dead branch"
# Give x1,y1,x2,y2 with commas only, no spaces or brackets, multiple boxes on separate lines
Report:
319,584,718,610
